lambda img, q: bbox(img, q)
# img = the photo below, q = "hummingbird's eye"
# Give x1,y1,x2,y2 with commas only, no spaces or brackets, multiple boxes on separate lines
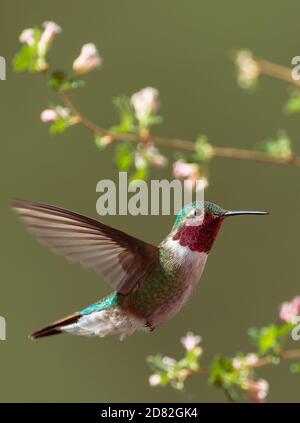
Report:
193,209,202,217
187,208,203,219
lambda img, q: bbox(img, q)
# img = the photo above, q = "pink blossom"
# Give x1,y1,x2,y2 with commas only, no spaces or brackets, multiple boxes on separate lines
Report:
232,357,243,370
149,374,161,386
235,50,260,89
152,154,167,167
232,353,258,370
279,296,300,324
134,145,167,170
40,109,59,123
247,379,269,403
19,28,35,46
73,43,102,75
40,106,70,123
173,160,208,190
38,21,61,55
145,145,167,168
245,353,258,366
173,160,199,179
131,87,159,122
181,332,201,352
134,151,147,170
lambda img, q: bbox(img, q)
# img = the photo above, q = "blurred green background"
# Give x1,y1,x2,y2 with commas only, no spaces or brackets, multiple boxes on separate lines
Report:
1,0,299,402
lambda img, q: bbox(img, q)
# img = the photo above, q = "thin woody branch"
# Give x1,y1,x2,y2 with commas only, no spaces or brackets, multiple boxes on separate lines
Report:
58,90,300,168
177,348,300,381
257,57,300,87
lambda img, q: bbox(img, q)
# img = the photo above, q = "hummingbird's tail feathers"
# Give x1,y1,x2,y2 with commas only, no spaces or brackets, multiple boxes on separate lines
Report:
30,313,82,340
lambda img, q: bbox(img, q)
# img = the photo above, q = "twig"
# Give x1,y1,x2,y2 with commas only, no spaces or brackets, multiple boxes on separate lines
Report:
257,57,300,87
58,90,300,168
251,349,300,368
180,349,300,385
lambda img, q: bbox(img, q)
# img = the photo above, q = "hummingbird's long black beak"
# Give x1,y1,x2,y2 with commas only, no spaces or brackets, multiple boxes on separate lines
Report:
224,210,269,217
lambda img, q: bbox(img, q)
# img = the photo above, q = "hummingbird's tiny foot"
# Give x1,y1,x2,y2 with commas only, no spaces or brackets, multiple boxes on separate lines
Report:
145,322,155,332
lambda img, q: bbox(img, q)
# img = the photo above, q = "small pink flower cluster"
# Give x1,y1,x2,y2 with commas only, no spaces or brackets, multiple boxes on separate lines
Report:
149,373,161,386
38,21,62,56
232,353,258,370
19,22,62,72
135,145,167,170
245,379,269,403
279,296,300,324
181,332,202,353
20,21,62,51
19,22,102,75
131,87,159,123
235,50,260,89
173,160,208,190
40,106,70,123
73,43,102,75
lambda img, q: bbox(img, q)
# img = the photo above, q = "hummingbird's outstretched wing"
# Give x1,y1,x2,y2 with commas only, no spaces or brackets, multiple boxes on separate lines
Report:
12,199,159,294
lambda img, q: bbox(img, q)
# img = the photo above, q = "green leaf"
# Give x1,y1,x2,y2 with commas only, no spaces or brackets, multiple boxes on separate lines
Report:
113,95,134,117
277,323,294,337
13,27,43,73
146,355,166,373
209,355,242,402
95,135,111,150
130,166,149,182
50,118,71,134
48,71,85,90
209,355,235,386
255,130,293,160
114,142,135,171
285,93,300,114
48,71,65,89
112,96,138,134
13,44,39,72
248,323,293,355
143,115,163,128
195,135,213,161
290,363,300,374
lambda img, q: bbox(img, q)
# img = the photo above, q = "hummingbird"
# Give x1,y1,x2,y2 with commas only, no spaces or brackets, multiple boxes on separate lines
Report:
12,199,268,340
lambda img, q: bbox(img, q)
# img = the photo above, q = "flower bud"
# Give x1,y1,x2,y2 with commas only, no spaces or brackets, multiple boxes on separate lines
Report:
73,43,102,75
235,50,260,89
247,379,269,402
19,28,35,46
173,160,208,190
131,87,159,122
279,296,300,324
232,357,243,370
40,109,59,123
173,160,199,179
146,145,167,168
38,21,62,56
40,106,70,123
149,374,161,386
245,353,258,366
181,332,201,352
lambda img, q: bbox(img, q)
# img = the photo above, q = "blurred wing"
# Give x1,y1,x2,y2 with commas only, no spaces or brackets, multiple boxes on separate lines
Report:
12,200,159,294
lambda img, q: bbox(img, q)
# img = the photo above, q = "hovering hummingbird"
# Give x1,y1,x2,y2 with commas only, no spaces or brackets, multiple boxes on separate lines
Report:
12,199,268,340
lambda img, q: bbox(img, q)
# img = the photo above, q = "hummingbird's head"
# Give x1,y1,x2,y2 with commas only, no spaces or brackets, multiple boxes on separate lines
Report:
172,201,268,253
